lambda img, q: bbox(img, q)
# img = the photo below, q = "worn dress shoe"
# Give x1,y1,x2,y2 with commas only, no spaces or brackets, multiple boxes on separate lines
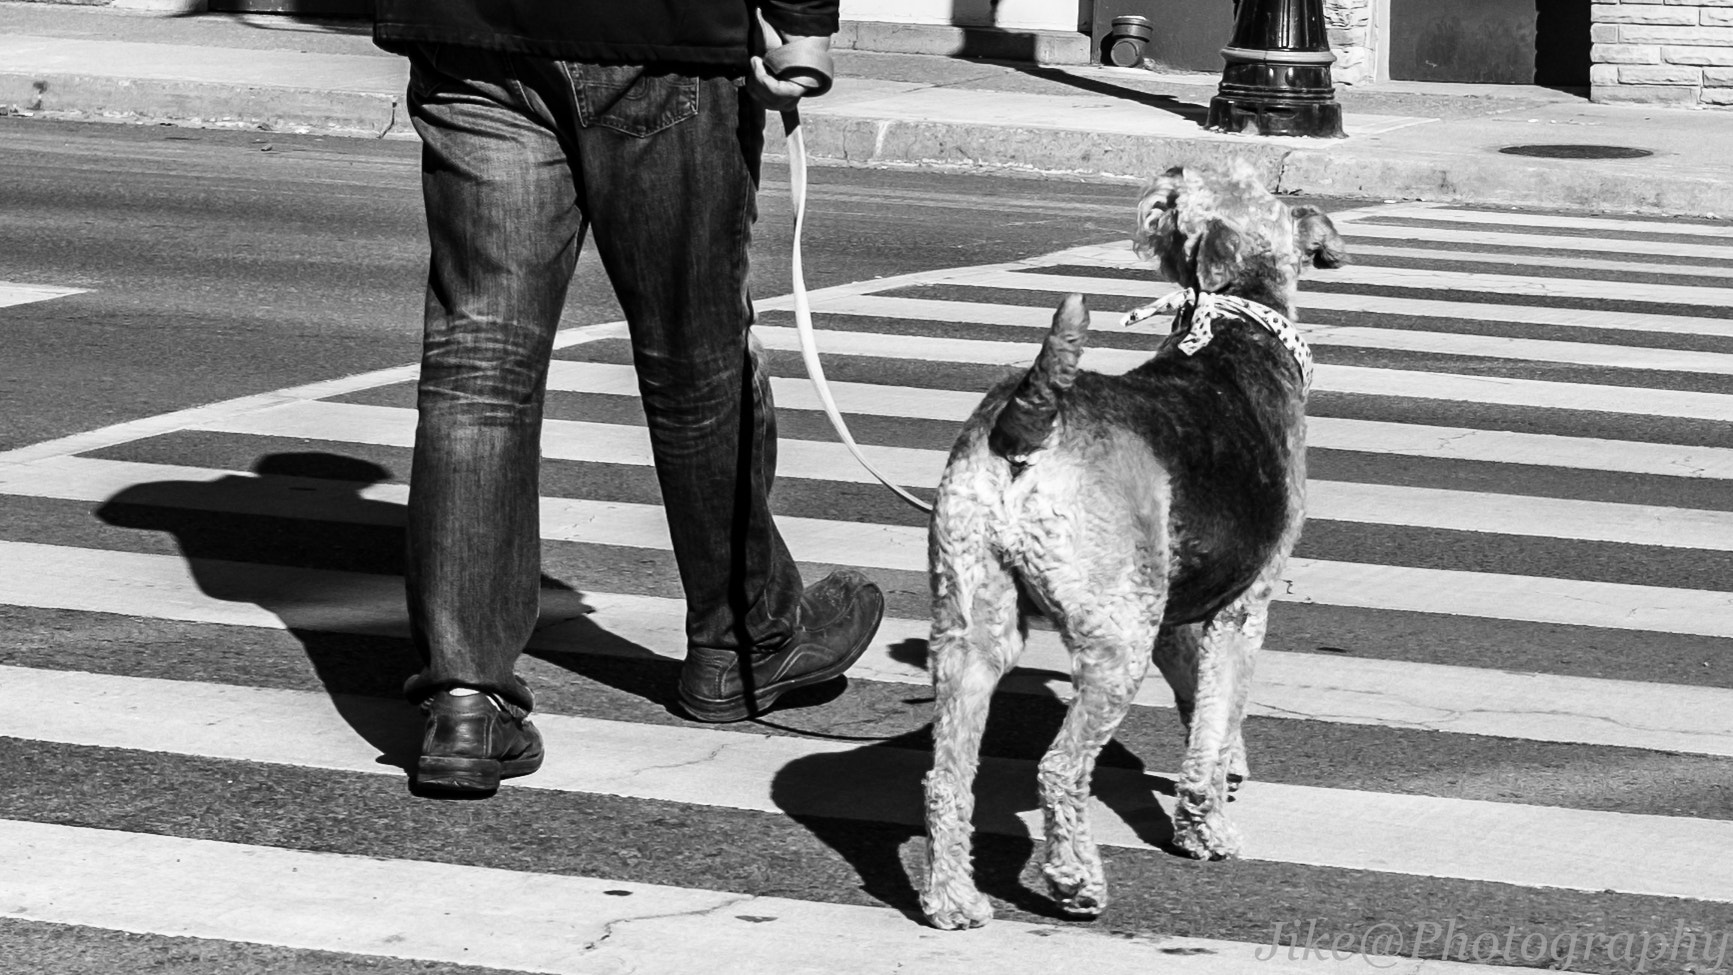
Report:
679,569,886,723
415,689,545,793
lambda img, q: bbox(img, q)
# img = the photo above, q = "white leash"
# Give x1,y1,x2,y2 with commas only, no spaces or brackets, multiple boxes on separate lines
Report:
762,27,933,514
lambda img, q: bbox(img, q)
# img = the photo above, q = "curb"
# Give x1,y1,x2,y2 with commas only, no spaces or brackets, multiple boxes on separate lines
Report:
787,116,1733,215
789,115,1290,183
1278,149,1733,217
5,72,1729,216
1,72,405,138
1,72,404,138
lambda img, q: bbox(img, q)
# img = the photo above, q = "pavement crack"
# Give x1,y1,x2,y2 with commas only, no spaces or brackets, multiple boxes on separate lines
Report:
580,894,759,954
1434,429,1475,451
621,740,732,779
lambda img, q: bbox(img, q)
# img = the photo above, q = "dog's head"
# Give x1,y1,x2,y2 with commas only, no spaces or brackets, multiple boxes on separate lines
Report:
1132,162,1346,306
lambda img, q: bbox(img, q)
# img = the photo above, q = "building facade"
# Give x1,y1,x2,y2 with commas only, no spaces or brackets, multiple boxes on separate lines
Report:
843,0,1593,94
1591,0,1733,107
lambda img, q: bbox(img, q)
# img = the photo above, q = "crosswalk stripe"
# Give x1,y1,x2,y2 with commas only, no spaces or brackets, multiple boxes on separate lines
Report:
190,399,944,487
1307,480,1733,549
0,320,628,469
550,359,988,418
0,818,1516,975
1308,324,1733,375
753,327,1733,421
8,665,1731,902
1316,264,1733,306
1367,206,1733,239
92,404,1733,547
1339,221,1733,261
968,265,1733,310
808,291,1733,375
21,446,1733,558
1308,415,1733,477
785,316,1733,420
544,361,1733,479
950,257,1733,313
1347,243,1733,279
0,283,85,309
5,542,1732,756
1312,362,1733,419
812,288,1733,340
1301,291,1733,337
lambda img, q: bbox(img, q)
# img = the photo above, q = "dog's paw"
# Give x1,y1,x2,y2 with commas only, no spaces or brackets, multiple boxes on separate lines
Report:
1042,861,1109,917
1172,801,1243,861
921,882,994,930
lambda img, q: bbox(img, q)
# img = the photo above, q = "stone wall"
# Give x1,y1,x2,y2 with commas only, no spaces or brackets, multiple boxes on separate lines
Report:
1592,0,1733,107
1325,0,1376,85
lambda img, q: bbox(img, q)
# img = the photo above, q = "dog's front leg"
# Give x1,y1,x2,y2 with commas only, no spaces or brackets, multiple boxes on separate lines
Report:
1037,610,1155,916
1170,596,1265,861
922,559,1022,930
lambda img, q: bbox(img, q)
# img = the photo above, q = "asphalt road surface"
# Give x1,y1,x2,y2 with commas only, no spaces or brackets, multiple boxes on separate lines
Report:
1,117,1731,975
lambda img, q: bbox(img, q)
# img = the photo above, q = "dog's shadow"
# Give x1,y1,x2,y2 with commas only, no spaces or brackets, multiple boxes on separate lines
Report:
770,637,1186,923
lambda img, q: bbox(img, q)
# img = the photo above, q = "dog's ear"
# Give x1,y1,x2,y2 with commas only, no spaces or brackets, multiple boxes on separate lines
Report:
1133,167,1185,260
1291,205,1347,269
1195,219,1245,292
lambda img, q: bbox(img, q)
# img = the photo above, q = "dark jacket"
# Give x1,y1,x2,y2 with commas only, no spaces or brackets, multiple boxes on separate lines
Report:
373,0,839,68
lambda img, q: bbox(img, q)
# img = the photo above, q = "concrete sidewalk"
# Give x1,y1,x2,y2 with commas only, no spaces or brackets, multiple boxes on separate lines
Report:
2,1,1730,216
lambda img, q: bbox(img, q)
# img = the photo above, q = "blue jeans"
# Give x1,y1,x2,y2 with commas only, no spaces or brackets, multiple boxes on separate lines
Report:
402,43,803,710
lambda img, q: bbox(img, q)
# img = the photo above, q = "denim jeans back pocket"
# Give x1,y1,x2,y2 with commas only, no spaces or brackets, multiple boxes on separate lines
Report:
570,63,699,138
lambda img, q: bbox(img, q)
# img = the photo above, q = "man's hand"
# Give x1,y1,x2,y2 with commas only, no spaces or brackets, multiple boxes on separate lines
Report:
746,34,832,112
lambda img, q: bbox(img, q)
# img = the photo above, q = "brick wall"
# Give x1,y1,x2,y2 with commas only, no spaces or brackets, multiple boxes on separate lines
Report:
1324,0,1375,85
1592,0,1733,107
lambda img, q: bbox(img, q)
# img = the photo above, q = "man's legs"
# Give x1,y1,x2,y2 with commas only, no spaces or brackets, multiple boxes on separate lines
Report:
564,66,884,721
403,42,581,789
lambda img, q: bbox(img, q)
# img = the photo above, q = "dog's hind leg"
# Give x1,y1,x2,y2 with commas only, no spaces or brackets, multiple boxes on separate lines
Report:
1154,624,1249,791
1169,584,1271,861
1037,598,1158,916
922,504,1024,930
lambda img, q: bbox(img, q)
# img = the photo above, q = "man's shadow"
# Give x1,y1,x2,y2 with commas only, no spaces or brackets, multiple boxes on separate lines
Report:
93,451,674,774
769,637,1190,922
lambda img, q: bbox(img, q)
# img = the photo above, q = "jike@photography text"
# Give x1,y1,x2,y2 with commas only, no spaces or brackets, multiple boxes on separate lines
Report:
1256,919,1730,972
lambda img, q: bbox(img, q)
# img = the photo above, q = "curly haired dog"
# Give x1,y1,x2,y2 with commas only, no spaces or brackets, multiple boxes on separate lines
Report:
920,163,1346,929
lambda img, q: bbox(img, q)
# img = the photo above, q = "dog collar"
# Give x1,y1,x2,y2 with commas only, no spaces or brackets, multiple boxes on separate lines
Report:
1145,288,1313,390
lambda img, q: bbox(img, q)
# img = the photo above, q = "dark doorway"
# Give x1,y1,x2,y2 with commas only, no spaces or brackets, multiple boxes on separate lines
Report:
1535,0,1591,89
1390,0,1588,88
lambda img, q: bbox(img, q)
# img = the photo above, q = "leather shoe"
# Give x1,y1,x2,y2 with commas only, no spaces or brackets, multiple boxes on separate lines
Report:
415,689,545,793
679,569,885,723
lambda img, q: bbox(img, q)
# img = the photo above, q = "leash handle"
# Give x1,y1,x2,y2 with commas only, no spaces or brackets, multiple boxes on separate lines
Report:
756,13,934,514
754,12,836,97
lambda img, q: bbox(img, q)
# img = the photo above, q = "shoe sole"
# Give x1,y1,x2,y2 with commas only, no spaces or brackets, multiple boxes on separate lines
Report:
415,751,544,794
679,627,878,724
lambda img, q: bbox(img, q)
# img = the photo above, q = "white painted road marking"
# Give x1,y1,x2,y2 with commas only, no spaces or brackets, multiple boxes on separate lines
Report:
0,282,85,309
0,817,1514,975
3,542,1733,756
5,665,1732,902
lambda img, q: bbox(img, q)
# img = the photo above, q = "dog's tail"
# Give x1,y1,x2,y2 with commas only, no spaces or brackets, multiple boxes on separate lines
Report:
988,293,1088,463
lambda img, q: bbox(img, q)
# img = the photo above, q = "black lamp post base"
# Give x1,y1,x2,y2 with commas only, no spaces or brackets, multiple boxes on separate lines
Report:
1206,93,1343,138
1206,0,1347,140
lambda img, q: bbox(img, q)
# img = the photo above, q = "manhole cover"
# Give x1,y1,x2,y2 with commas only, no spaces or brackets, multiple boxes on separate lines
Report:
1498,144,1654,160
